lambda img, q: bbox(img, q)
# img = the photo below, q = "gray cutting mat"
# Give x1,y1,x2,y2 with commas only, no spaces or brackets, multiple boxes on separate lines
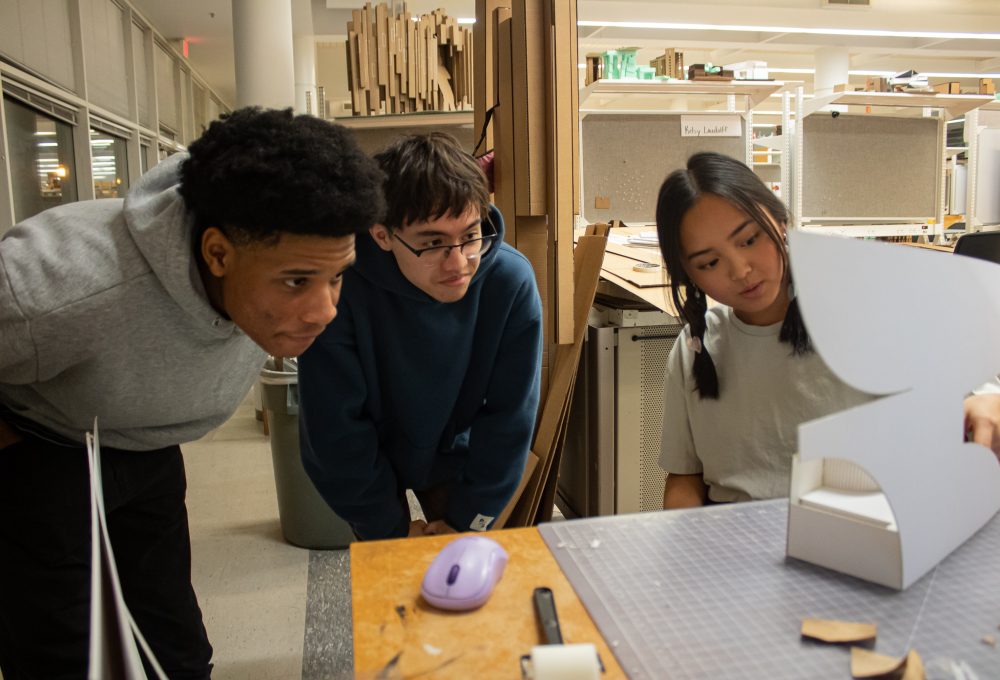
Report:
539,500,1000,679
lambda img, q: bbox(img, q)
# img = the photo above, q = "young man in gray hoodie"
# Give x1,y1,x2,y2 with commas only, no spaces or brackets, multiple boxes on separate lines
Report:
0,107,384,679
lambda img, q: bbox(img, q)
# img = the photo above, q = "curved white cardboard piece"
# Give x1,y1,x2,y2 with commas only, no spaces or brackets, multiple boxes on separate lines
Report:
787,231,1000,589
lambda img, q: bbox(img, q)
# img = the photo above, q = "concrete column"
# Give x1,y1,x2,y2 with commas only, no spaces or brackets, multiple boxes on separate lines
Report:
293,36,316,115
232,0,295,109
813,46,849,97
291,0,316,115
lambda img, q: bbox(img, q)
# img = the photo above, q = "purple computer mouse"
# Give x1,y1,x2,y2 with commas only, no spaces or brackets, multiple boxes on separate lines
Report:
420,535,509,611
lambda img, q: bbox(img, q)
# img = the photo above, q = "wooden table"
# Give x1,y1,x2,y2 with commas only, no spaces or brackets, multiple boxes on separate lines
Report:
351,527,625,678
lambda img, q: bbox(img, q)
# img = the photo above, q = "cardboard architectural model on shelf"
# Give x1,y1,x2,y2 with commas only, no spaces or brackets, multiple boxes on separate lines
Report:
345,3,473,115
786,232,1000,590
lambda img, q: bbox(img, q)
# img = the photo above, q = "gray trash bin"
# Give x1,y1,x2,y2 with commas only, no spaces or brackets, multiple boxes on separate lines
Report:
259,357,354,549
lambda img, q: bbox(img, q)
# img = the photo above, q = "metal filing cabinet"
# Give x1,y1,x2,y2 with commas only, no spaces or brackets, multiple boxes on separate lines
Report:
558,303,684,517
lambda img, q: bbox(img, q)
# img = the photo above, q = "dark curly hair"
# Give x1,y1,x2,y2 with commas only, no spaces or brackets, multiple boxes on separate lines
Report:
179,107,385,245
374,132,489,232
655,152,811,400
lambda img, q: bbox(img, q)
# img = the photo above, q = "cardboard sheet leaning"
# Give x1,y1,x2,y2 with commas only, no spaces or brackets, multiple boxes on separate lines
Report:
86,420,167,680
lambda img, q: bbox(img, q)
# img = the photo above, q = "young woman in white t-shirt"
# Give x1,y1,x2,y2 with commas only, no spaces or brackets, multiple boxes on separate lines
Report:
656,153,1000,509
655,152,873,508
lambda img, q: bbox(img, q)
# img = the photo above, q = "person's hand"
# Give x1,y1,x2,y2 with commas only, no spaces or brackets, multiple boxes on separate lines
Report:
407,520,428,537
0,419,23,451
422,520,458,536
964,393,1000,460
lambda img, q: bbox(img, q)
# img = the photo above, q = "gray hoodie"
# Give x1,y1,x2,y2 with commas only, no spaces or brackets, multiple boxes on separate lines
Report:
0,154,266,450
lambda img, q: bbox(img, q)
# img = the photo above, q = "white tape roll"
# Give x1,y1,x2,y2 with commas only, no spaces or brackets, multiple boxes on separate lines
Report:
531,643,601,680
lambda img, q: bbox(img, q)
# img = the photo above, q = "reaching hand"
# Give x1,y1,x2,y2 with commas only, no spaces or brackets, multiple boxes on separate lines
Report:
964,393,1000,460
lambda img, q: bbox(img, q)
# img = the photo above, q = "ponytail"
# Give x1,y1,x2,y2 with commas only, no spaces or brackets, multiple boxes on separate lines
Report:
683,286,720,399
779,279,812,355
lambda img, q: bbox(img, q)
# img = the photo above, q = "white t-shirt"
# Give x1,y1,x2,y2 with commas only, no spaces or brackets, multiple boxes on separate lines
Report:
659,305,872,502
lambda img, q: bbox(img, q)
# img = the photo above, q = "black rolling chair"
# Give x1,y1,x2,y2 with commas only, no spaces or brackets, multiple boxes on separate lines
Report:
953,231,1000,266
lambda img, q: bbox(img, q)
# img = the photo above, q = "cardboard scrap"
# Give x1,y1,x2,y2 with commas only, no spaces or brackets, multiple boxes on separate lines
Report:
801,618,877,644
850,647,924,680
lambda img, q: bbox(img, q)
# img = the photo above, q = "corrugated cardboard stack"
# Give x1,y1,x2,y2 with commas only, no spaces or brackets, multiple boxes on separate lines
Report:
345,3,473,116
476,1,611,528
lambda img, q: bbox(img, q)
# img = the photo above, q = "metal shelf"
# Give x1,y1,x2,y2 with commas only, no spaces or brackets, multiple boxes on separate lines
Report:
802,91,994,120
330,111,473,129
580,79,786,112
752,134,785,149
798,222,940,238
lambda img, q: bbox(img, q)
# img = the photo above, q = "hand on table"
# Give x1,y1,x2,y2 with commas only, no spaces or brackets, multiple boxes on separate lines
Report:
422,520,458,536
407,520,428,537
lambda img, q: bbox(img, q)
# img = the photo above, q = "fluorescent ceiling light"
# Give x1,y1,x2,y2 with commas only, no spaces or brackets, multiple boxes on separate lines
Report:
921,72,1000,78
577,20,1000,41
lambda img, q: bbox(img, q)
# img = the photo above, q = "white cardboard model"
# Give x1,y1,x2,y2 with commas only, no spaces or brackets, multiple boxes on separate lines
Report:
86,421,167,680
786,231,1000,590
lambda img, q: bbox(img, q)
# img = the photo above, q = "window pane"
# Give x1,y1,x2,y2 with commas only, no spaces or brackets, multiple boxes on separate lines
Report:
3,96,77,223
90,128,128,199
155,43,179,132
140,143,149,174
82,0,128,116
0,0,75,92
132,22,151,126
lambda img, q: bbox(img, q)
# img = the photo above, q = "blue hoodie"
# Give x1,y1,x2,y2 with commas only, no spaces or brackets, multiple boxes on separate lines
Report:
298,206,542,540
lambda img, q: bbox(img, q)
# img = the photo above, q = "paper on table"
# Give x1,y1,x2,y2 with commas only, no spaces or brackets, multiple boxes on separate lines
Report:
799,488,896,530
627,231,659,247
87,420,167,680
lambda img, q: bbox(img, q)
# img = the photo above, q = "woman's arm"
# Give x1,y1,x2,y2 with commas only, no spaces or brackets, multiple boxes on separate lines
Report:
663,473,709,509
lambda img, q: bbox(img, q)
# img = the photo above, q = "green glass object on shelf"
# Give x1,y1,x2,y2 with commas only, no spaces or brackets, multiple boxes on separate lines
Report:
620,48,639,79
636,66,656,80
601,47,640,80
602,50,620,80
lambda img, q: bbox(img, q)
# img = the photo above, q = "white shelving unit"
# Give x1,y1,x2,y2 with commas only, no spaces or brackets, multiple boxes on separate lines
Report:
580,79,784,113
794,90,995,240
964,100,1000,231
802,91,993,121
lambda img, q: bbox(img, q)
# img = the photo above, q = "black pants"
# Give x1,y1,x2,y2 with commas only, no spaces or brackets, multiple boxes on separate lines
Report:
0,433,213,680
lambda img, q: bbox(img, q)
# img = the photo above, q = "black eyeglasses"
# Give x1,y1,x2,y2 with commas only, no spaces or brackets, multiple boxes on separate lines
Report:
391,224,497,268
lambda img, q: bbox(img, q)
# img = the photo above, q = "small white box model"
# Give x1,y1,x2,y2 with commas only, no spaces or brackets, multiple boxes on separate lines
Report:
786,232,1000,590
724,60,768,80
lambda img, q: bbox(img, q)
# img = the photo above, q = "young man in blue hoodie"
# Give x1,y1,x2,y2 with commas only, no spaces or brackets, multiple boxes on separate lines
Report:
0,108,384,679
299,132,543,540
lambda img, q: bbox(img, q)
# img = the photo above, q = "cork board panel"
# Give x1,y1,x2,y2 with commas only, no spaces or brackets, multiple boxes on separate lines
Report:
802,115,939,220
582,114,746,224
351,527,625,678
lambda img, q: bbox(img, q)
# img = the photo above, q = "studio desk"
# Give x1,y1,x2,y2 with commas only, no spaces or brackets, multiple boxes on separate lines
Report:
350,500,1000,679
